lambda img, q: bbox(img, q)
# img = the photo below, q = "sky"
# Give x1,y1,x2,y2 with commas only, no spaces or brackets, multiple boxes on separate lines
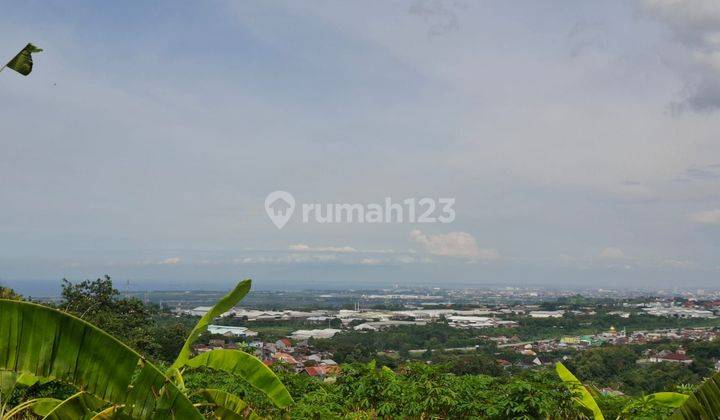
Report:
1,0,720,295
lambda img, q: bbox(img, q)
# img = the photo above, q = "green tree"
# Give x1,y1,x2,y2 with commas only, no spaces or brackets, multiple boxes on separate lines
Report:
0,286,21,300
154,322,192,363
556,362,688,420
61,275,159,357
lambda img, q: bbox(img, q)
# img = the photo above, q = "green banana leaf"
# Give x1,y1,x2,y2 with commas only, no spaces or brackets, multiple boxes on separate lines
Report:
647,392,688,408
620,392,688,417
1,369,48,417
171,279,252,370
185,349,293,408
0,370,17,398
194,388,259,419
671,373,720,420
91,405,132,419
555,362,604,420
2,397,61,418
0,299,203,419
1,370,40,398
43,391,106,420
31,398,63,416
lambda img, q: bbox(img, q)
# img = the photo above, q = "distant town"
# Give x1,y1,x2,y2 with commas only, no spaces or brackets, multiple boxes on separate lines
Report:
151,286,720,380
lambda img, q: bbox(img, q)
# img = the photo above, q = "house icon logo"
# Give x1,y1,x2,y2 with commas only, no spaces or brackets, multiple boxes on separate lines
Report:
265,191,295,229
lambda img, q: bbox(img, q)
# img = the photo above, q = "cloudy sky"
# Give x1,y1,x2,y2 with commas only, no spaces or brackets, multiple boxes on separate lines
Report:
2,0,720,294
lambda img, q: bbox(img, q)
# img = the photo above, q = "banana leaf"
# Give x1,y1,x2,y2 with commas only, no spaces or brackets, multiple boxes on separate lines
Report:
31,398,63,416
185,349,293,408
1,371,40,398
555,362,604,420
671,373,720,419
2,397,61,418
43,391,106,420
194,388,259,419
171,279,252,370
91,405,133,419
0,299,203,419
647,392,688,408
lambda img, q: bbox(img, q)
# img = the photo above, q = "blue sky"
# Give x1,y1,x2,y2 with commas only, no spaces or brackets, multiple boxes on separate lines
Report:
2,1,720,295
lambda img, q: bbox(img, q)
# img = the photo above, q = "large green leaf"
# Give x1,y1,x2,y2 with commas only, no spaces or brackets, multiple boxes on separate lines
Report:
648,392,688,409
0,299,203,419
185,349,293,408
194,388,259,419
5,43,43,76
31,398,63,417
621,392,689,417
555,362,604,420
43,391,106,420
1,371,48,417
1,370,21,400
91,405,132,419
671,373,720,420
0,370,40,399
2,397,61,418
171,279,252,370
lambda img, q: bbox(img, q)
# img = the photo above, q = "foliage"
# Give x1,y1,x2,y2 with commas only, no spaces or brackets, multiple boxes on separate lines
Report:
169,279,294,417
171,279,251,370
556,362,689,420
42,391,107,419
565,345,700,394
556,362,604,419
293,361,578,419
620,392,687,418
430,351,504,376
184,360,581,418
193,388,259,419
185,349,293,408
61,276,159,357
313,322,482,362
0,278,292,419
671,371,720,420
154,322,192,363
0,298,203,418
0,287,21,300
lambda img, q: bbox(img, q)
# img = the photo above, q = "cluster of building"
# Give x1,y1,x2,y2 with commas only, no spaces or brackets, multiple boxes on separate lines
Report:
185,307,332,321
289,328,342,340
181,297,720,378
177,305,522,330
206,324,258,337
447,316,518,329
640,303,715,318
193,337,341,379
637,347,694,365
500,326,720,358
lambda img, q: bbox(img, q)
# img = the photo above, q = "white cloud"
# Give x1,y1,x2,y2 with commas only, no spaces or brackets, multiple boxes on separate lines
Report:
688,209,720,224
158,257,181,265
359,258,382,265
289,244,358,253
282,253,338,263
599,247,625,259
660,258,696,268
409,229,500,259
236,253,338,264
